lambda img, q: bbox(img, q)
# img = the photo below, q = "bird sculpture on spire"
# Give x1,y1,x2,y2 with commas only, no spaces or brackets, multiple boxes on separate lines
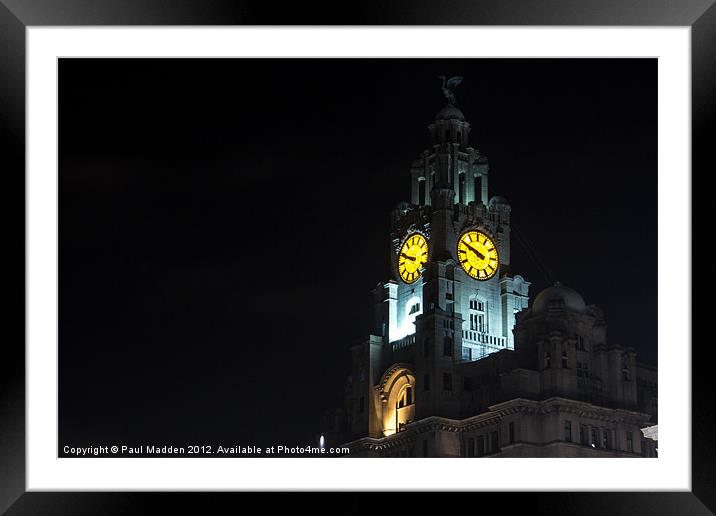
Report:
438,75,463,105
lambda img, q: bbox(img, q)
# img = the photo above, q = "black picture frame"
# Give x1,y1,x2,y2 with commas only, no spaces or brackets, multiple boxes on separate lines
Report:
3,1,711,513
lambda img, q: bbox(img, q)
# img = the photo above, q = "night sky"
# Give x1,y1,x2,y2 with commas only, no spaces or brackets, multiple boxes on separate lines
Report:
59,58,656,452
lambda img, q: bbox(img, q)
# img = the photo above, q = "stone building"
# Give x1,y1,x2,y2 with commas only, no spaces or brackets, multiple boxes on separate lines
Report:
324,89,657,458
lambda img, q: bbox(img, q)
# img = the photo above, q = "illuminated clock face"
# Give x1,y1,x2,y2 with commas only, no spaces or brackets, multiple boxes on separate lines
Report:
398,233,428,284
457,230,499,281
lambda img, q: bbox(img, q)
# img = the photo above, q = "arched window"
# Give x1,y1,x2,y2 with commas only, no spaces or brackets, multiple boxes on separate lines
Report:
544,352,551,369
397,385,413,408
406,296,422,326
418,178,426,205
395,383,416,433
382,368,416,437
561,351,568,368
446,265,454,280
474,174,482,204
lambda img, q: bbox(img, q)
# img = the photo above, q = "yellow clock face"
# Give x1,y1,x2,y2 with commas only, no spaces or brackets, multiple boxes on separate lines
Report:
457,230,499,281
398,233,428,284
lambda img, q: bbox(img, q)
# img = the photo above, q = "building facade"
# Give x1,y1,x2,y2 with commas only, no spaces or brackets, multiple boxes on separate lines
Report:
324,90,657,458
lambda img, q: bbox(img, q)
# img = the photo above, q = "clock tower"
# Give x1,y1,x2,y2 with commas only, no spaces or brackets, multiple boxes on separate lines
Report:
375,93,530,363
335,79,530,439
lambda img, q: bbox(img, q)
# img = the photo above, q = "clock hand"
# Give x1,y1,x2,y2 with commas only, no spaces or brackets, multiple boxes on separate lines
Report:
400,252,416,262
465,243,486,261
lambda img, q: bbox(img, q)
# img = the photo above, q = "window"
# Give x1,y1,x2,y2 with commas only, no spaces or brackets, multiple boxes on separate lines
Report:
398,385,413,408
443,373,453,391
462,347,472,361
508,422,515,444
544,352,551,369
470,314,485,333
580,425,589,445
423,338,431,357
603,429,611,449
409,302,421,315
562,351,568,368
359,396,364,414
577,361,589,378
564,420,572,442
576,335,585,351
469,298,486,333
490,431,499,453
622,367,631,381
443,336,453,357
474,176,482,204
458,173,466,204
591,427,600,447
418,179,426,205
467,437,475,457
423,373,430,391
626,431,634,452
477,435,485,457
469,299,485,312
548,298,565,310
463,377,473,391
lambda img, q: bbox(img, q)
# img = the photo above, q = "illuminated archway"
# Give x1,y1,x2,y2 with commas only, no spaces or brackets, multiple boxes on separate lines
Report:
376,364,416,437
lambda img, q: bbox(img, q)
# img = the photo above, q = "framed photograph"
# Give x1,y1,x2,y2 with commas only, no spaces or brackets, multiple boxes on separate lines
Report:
4,1,711,513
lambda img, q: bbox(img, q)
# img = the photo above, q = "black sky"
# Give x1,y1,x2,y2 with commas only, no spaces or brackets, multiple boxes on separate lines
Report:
59,58,657,451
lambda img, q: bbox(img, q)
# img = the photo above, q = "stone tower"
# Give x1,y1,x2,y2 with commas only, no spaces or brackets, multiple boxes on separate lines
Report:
377,101,530,361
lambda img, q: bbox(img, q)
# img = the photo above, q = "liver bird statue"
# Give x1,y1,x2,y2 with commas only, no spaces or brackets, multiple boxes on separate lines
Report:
438,75,463,105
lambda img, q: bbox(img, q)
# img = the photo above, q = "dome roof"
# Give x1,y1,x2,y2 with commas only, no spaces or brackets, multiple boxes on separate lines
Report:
532,282,586,314
489,195,509,205
434,104,465,121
